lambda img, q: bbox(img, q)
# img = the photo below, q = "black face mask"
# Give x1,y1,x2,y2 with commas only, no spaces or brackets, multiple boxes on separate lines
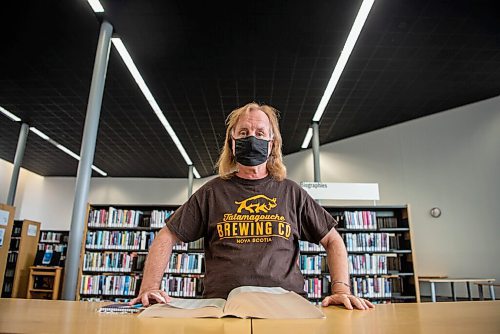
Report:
233,136,270,167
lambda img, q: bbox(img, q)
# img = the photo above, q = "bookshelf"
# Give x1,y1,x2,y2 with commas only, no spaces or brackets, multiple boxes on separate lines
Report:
77,204,418,304
1,219,41,298
27,266,63,300
38,230,69,267
299,205,420,304
77,205,205,301
0,204,15,294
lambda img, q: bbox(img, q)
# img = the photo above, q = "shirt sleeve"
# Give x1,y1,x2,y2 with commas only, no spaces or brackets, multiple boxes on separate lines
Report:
299,188,338,244
166,188,207,243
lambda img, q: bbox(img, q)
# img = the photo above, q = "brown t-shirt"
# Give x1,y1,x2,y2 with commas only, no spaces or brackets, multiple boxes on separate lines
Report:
166,174,337,299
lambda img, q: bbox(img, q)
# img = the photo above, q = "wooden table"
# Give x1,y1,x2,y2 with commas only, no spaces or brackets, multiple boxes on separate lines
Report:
0,299,499,334
0,299,251,334
253,301,500,334
419,278,496,302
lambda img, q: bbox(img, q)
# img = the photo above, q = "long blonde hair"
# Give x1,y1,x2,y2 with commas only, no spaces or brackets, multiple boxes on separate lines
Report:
216,102,287,181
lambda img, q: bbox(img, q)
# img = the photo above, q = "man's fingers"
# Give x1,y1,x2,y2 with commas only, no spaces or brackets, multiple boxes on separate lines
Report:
151,292,167,304
365,299,375,308
342,295,354,310
127,297,140,306
348,296,375,310
141,293,151,307
321,295,333,307
159,290,171,303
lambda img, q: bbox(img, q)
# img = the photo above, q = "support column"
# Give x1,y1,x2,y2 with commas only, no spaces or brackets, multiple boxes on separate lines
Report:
312,122,321,182
7,123,29,206
188,165,194,198
62,21,113,300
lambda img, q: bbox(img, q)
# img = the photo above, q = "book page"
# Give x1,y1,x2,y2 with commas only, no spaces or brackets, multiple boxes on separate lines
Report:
224,290,325,319
167,297,226,310
138,298,226,318
226,286,288,300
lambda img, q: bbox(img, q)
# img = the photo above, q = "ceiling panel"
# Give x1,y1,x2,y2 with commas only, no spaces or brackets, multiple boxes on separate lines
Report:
1,0,498,177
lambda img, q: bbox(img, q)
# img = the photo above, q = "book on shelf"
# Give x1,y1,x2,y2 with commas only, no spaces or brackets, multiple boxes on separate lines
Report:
80,274,139,296
139,286,325,319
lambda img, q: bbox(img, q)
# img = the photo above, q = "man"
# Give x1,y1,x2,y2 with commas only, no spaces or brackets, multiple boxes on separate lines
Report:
130,102,374,310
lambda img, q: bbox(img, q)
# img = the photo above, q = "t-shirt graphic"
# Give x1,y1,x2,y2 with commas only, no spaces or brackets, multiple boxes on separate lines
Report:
217,194,291,244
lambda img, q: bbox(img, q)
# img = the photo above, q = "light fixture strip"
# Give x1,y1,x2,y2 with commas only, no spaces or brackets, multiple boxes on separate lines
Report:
29,127,107,176
29,127,50,140
87,0,104,13
0,106,22,122
301,127,314,149
311,0,375,122
193,167,201,179
111,37,198,174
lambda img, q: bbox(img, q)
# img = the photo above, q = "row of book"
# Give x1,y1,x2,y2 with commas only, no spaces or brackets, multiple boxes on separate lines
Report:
166,253,204,274
351,276,392,298
85,230,153,250
83,252,134,272
348,254,392,275
160,276,201,297
303,277,324,298
9,238,20,251
377,217,399,228
80,274,139,296
6,252,18,264
149,210,175,228
88,208,175,228
38,243,67,253
336,211,378,230
299,241,325,252
342,233,391,252
299,255,327,274
39,231,68,243
81,251,205,274
88,208,144,228
172,239,204,251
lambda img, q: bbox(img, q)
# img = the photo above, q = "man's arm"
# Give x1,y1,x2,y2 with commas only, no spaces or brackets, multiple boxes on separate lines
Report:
320,227,374,310
128,226,179,306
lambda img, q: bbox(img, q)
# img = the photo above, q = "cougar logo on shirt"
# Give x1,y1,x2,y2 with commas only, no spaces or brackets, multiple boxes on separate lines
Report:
234,195,277,213
217,194,291,244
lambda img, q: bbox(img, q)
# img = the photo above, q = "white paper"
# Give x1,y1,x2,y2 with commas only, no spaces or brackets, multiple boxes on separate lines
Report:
167,297,226,309
227,286,288,300
28,224,38,237
0,210,9,226
0,228,5,247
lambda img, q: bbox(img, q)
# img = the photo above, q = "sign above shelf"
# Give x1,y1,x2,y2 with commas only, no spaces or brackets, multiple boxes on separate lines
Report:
300,182,380,201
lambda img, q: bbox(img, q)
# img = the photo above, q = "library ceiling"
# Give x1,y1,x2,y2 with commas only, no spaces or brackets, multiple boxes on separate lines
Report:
1,0,499,178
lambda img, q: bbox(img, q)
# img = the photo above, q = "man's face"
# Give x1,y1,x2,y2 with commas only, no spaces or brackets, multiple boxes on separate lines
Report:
232,108,273,157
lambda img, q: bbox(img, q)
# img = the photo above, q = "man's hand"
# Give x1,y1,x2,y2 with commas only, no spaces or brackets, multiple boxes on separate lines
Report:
321,293,374,310
128,290,171,307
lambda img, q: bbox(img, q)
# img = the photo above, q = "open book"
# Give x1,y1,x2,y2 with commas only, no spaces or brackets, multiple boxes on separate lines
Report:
138,286,325,319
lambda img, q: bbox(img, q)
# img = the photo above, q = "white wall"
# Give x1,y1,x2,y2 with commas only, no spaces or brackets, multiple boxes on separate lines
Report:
284,95,500,297
1,95,499,298
0,161,211,230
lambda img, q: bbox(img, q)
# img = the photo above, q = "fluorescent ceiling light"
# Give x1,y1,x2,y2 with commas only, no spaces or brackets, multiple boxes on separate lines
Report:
30,127,107,176
87,0,104,13
29,127,50,141
311,0,374,122
0,106,21,122
112,38,200,178
193,167,201,179
91,165,108,176
301,127,313,149
55,144,81,161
